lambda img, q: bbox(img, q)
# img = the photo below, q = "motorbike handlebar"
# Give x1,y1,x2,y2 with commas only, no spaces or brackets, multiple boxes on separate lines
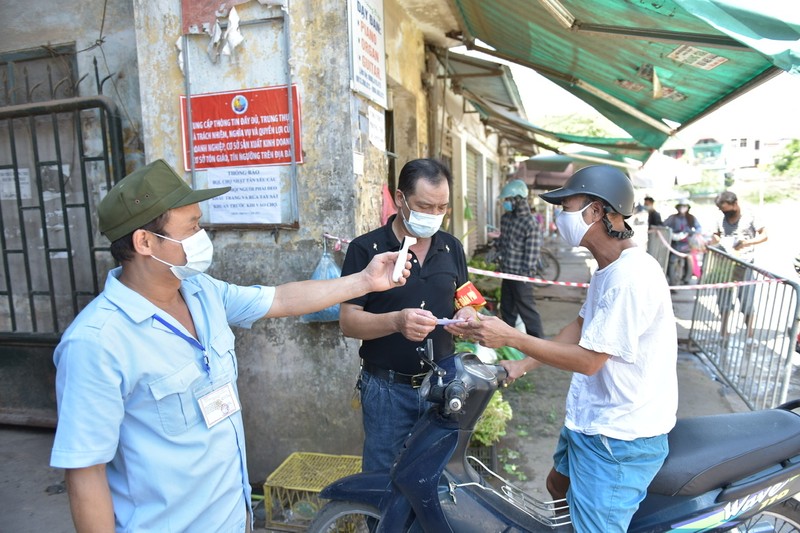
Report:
493,364,509,386
445,381,467,413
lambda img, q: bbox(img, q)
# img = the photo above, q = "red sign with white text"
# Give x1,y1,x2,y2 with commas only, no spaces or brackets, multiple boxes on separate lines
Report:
180,86,303,170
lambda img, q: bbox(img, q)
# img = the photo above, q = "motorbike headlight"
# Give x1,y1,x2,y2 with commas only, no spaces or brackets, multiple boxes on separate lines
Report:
464,360,495,381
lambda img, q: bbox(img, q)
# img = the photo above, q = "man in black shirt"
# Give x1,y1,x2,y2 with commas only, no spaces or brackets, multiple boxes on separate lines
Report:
643,196,663,228
340,159,479,472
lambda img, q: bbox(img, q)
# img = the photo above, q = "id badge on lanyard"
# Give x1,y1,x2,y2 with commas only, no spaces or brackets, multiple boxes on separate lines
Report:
198,382,241,428
153,314,242,428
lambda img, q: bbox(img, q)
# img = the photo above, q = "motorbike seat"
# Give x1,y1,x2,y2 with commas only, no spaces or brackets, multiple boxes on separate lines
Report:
648,409,800,496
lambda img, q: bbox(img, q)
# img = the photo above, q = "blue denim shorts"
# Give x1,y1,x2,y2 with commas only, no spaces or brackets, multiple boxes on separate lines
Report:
553,427,668,533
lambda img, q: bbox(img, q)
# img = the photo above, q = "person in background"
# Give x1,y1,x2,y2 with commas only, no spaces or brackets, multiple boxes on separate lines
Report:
50,159,411,533
710,190,768,343
447,165,677,533
339,158,480,472
663,201,702,286
643,195,663,228
497,179,544,338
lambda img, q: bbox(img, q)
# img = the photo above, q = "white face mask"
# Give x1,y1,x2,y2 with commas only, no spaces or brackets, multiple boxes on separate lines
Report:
151,229,214,280
556,203,594,248
401,194,444,238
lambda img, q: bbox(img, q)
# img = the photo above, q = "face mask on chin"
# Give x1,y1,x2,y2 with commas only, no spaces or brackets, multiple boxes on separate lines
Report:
556,203,594,248
150,229,214,280
401,194,444,238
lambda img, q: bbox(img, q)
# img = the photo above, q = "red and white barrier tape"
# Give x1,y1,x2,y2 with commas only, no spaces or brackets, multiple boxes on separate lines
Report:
327,234,781,293
666,278,781,290
323,232,351,252
468,267,590,288
468,266,782,292
654,230,689,258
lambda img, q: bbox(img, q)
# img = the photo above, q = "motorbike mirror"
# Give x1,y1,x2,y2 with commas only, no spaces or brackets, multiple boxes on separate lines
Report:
416,340,446,379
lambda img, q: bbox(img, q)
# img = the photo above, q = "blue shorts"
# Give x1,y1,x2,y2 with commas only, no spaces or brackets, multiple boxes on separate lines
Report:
553,427,668,533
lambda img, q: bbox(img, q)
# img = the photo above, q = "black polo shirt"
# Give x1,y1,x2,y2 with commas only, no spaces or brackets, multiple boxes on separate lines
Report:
341,215,469,374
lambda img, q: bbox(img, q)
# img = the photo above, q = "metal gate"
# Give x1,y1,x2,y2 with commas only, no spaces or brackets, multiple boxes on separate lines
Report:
690,247,800,410
0,63,125,426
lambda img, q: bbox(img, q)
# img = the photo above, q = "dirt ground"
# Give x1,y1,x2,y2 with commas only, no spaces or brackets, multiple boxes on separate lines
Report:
494,295,582,500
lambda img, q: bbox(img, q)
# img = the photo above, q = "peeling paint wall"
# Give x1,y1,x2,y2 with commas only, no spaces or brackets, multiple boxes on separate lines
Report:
131,0,373,483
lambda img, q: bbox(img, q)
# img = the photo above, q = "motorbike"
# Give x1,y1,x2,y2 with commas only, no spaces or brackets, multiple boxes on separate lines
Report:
309,340,800,532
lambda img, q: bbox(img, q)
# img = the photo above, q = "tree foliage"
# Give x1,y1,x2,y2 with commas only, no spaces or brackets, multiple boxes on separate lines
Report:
770,139,800,177
536,113,621,138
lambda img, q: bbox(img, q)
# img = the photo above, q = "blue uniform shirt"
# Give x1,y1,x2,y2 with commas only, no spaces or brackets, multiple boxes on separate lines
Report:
50,267,274,532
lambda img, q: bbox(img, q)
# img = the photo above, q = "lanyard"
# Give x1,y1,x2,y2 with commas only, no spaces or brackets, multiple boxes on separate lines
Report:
152,314,210,375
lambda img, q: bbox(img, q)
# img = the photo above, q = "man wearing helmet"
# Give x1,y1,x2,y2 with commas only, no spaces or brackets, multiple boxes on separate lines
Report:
496,179,544,338
447,165,678,533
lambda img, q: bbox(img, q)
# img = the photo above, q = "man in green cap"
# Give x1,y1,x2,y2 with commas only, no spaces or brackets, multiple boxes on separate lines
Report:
49,159,410,532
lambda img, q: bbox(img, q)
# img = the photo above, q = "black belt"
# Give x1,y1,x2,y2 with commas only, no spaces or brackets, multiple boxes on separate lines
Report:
361,361,428,388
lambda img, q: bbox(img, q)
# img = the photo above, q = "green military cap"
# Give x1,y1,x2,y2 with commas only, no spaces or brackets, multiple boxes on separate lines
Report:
98,159,230,242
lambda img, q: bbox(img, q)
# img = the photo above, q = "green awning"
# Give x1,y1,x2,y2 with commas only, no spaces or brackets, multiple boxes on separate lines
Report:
673,0,800,74
468,95,654,163
449,0,798,151
516,152,637,190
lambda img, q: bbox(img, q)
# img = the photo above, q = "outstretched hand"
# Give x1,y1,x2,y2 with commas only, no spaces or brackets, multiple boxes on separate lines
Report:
499,358,540,385
445,314,519,349
364,251,412,292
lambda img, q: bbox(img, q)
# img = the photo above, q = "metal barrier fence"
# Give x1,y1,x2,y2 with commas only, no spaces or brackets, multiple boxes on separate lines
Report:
646,226,672,275
689,247,800,410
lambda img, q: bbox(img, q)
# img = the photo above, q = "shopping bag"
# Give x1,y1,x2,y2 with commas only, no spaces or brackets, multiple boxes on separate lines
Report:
300,250,342,323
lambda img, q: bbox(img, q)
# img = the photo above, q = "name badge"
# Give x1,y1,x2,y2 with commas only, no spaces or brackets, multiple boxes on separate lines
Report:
197,382,241,428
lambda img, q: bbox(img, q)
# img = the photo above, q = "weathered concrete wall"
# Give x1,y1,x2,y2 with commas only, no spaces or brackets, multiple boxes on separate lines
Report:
130,0,388,483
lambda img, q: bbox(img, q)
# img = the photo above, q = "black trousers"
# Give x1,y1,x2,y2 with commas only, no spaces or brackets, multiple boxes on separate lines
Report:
500,279,543,338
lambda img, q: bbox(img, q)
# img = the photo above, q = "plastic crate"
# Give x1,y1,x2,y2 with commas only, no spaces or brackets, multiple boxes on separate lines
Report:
263,452,362,531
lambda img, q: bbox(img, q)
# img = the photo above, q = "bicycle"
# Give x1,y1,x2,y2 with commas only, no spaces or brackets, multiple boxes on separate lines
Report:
534,247,560,287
